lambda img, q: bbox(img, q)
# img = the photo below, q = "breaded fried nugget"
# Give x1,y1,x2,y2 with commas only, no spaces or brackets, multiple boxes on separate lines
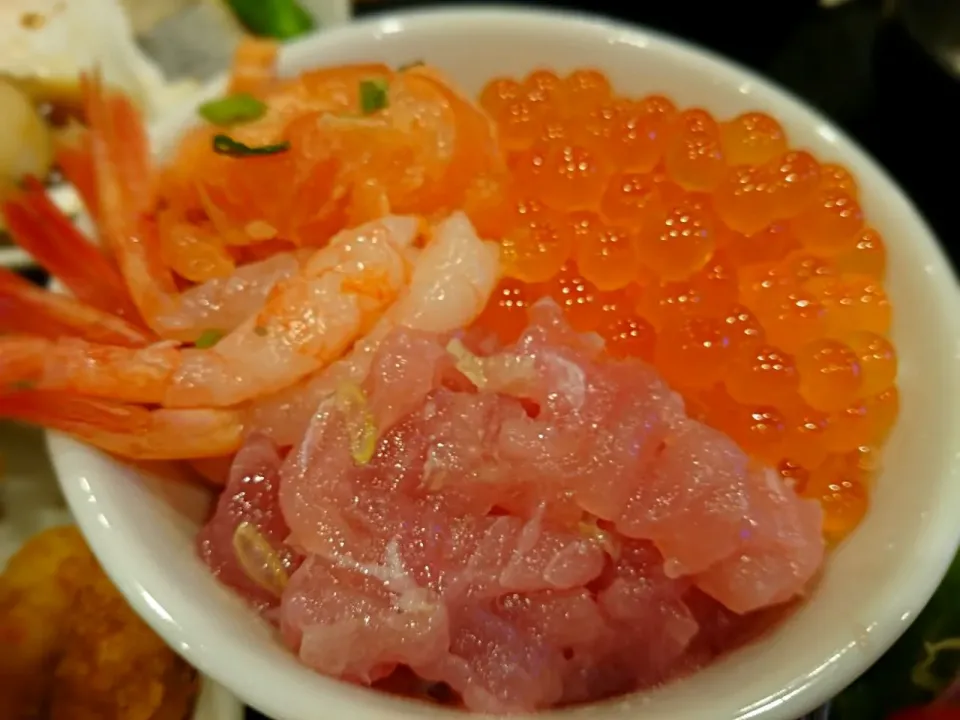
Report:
0,526,93,717
0,526,198,719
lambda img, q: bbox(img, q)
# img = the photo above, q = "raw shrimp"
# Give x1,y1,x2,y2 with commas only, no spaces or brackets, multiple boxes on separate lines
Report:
249,211,500,445
153,250,308,338
81,72,179,332
74,72,375,340
54,121,98,225
0,267,148,347
2,179,142,323
80,73,309,341
0,391,243,459
0,62,502,462
155,204,237,283
2,216,421,408
2,172,308,342
0,337,49,389
43,52,495,342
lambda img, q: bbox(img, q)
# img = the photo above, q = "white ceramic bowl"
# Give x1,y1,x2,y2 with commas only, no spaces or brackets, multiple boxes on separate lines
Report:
47,6,960,720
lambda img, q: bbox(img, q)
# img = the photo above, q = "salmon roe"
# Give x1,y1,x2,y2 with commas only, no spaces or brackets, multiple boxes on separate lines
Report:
471,68,899,543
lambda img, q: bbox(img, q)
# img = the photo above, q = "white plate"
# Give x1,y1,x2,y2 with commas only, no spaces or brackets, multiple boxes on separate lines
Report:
0,421,245,720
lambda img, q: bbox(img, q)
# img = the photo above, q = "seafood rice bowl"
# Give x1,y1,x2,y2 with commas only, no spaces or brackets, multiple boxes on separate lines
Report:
4,7,958,720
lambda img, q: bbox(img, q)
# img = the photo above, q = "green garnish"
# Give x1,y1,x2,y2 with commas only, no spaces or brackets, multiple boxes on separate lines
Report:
398,60,425,71
8,380,35,391
911,637,960,692
198,93,267,126
225,0,315,40
359,79,389,114
195,329,225,349
253,325,268,337
212,134,290,158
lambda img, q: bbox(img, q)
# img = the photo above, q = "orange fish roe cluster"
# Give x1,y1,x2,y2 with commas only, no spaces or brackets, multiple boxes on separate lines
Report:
470,68,897,543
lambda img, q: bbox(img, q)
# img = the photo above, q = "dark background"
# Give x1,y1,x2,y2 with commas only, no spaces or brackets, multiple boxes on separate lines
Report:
246,0,957,717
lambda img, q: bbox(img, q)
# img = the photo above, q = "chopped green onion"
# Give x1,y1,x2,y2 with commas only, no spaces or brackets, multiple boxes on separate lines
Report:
212,134,290,158
225,0,315,40
253,325,268,337
198,93,267,126
359,79,389,114
8,379,35,391
195,329,225,349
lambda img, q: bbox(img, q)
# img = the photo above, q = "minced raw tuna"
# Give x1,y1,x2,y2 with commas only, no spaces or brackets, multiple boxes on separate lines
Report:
198,300,824,713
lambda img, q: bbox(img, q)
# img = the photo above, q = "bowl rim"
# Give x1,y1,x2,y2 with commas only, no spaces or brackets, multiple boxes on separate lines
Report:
48,5,960,720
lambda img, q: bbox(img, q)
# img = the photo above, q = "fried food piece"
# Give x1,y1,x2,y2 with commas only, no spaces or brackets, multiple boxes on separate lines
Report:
0,526,198,719
0,526,88,718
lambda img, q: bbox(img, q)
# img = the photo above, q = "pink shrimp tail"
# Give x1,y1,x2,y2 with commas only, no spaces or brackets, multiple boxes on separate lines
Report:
55,123,99,223
1,179,146,326
81,72,155,235
0,391,244,460
81,71,180,325
0,268,150,347
0,337,47,388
